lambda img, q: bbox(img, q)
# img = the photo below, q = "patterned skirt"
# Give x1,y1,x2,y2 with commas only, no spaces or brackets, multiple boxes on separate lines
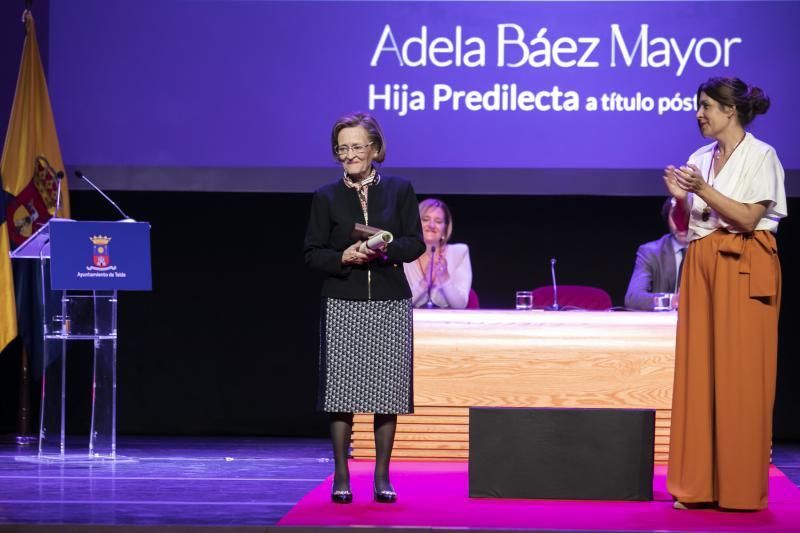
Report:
318,298,414,414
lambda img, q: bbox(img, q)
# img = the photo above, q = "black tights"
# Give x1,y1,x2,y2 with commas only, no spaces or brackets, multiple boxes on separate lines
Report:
330,412,353,492
329,412,398,492
373,413,397,492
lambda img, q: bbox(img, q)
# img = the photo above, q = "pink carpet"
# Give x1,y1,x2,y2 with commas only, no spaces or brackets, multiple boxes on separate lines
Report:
278,461,800,531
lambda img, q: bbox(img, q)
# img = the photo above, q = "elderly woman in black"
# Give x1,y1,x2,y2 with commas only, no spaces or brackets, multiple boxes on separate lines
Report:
304,112,424,504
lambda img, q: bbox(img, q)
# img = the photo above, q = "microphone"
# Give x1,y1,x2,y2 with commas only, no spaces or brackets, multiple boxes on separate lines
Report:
35,155,64,219
34,156,71,221
423,246,438,309
74,170,136,222
547,258,560,311
53,171,66,218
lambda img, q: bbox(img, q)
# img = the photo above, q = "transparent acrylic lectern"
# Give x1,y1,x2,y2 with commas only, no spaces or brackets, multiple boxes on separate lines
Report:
10,219,150,461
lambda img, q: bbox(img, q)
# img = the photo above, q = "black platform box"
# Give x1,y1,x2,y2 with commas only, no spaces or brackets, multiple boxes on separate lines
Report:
469,407,654,501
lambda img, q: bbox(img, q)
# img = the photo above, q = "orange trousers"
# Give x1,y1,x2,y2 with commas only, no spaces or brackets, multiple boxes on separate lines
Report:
667,230,781,510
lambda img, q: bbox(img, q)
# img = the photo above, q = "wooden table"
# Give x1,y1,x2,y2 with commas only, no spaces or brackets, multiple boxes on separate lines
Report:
353,309,677,462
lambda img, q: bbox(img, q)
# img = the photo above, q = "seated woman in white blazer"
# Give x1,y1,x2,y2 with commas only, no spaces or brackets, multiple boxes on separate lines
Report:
404,198,472,309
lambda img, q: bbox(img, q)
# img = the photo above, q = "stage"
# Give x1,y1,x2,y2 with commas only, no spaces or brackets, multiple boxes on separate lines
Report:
1,436,799,532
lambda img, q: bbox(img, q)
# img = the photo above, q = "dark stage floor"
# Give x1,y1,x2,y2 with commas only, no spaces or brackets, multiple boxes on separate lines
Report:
0,436,331,529
0,436,798,531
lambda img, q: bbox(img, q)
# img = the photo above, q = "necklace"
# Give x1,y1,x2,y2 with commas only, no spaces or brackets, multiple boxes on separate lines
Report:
702,132,746,222
713,132,746,162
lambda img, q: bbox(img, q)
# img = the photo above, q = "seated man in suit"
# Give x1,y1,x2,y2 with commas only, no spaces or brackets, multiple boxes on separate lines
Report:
625,198,688,310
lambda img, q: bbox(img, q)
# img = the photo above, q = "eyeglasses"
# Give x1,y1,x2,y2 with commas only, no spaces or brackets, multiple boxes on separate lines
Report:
335,142,373,157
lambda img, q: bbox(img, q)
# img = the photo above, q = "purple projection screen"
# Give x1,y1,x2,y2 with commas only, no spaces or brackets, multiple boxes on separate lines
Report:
48,1,799,195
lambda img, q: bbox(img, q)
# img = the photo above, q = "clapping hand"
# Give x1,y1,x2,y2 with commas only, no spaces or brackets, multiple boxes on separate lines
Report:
673,164,706,193
433,253,449,284
663,165,688,200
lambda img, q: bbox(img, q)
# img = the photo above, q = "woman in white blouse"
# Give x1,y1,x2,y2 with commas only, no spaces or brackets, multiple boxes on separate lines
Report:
663,77,787,511
404,198,473,309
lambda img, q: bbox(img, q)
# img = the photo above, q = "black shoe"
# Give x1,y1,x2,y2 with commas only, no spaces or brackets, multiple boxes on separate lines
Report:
331,489,353,504
373,486,397,503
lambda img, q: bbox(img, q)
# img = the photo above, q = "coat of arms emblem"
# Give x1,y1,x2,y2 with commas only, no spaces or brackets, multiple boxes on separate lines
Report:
88,235,115,271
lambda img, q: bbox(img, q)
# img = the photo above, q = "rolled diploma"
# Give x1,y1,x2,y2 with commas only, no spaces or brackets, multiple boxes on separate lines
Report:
359,230,393,253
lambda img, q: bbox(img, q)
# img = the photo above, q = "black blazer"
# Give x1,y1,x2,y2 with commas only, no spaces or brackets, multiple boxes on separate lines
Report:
304,175,425,300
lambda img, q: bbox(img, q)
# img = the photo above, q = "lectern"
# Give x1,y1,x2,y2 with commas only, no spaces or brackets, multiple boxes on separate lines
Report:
10,219,151,460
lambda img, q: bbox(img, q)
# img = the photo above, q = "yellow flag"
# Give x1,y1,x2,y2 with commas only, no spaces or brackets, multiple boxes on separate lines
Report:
0,191,13,353
1,11,71,353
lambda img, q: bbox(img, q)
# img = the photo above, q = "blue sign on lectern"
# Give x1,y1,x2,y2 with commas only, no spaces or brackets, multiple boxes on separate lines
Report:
49,220,152,290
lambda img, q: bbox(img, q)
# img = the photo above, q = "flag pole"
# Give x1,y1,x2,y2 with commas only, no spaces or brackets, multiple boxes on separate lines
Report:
14,0,39,447
16,345,36,445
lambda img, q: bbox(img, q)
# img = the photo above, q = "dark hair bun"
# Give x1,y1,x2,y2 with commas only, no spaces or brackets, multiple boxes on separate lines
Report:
748,86,771,116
